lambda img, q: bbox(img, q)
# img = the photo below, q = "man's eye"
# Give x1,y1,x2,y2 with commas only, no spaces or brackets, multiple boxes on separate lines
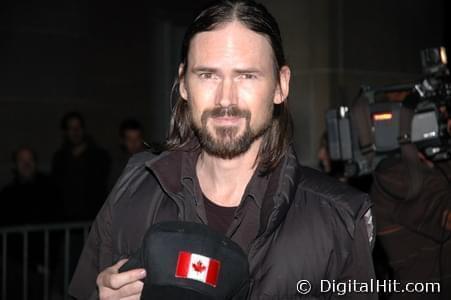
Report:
199,73,214,79
240,73,257,79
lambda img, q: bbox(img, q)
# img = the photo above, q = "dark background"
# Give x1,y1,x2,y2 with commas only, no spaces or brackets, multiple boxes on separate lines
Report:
0,0,449,187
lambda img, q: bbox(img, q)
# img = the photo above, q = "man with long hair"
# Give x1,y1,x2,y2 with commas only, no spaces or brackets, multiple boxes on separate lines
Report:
70,1,376,299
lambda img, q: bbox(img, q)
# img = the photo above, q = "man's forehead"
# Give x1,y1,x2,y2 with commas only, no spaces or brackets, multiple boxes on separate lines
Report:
187,22,274,70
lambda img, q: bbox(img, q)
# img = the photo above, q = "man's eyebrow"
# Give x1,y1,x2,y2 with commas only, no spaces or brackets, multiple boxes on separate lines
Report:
233,68,262,74
191,66,263,74
191,66,218,73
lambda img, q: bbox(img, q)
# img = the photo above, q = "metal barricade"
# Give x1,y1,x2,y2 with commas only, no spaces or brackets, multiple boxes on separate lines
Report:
0,222,91,300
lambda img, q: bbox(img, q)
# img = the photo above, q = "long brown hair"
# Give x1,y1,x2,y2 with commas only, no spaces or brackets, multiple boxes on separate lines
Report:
166,0,293,174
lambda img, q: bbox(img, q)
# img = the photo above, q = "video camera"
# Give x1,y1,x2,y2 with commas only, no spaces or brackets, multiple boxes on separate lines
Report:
326,47,451,177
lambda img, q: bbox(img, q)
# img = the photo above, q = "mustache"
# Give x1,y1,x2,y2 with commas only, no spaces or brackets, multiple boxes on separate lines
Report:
201,106,251,124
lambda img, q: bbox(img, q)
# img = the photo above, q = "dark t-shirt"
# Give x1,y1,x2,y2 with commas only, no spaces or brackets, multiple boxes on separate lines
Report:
203,194,237,235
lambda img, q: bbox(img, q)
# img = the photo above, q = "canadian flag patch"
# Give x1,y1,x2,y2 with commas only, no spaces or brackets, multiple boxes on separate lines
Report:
175,251,221,287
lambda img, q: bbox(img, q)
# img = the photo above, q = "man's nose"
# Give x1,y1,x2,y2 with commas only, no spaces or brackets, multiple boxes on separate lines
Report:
216,78,237,107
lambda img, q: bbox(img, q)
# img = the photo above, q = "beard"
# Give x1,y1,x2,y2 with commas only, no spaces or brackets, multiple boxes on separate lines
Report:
190,105,272,159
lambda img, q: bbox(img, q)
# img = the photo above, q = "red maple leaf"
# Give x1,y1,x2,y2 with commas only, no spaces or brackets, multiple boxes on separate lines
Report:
192,261,206,273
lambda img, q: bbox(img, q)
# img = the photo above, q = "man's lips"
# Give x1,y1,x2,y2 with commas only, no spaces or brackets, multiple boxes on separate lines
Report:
210,116,243,125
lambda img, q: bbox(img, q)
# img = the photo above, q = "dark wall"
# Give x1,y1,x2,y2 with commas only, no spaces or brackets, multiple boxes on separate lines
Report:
335,0,445,103
0,2,206,186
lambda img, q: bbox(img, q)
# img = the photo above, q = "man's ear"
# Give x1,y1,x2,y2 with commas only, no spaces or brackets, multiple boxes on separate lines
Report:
273,65,291,104
178,64,188,101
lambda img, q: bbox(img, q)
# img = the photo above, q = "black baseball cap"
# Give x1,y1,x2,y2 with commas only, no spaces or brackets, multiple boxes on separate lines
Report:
119,221,250,300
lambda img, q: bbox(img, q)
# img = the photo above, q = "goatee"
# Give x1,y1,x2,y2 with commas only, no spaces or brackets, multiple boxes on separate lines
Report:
190,105,272,159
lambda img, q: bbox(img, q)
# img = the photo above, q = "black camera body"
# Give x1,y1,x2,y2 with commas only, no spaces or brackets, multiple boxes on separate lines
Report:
327,47,451,177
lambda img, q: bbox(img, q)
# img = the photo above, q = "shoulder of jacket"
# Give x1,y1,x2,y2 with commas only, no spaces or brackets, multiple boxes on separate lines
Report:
294,166,374,244
107,150,159,205
126,150,157,166
296,166,366,203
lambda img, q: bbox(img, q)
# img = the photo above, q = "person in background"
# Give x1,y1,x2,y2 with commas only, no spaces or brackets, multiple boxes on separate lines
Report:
0,146,58,225
119,119,146,156
0,146,59,298
371,103,451,299
110,119,146,185
52,111,111,221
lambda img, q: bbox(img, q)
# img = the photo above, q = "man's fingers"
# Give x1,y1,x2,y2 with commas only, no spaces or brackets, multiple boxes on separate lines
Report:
103,268,147,289
118,280,144,298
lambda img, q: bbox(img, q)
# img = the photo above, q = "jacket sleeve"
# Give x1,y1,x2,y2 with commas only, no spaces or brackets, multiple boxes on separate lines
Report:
68,151,155,299
334,212,378,300
68,190,114,299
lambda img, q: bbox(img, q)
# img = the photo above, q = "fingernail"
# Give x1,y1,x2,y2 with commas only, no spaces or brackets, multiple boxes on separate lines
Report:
139,269,147,277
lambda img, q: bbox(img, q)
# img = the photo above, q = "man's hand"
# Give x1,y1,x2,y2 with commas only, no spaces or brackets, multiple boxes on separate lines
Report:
96,259,146,300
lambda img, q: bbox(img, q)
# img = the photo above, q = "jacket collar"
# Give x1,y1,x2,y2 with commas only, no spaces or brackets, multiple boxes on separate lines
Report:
145,143,302,236
257,146,301,237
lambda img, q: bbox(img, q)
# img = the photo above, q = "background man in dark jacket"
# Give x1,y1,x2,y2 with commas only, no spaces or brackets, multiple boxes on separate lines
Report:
371,108,451,299
70,1,376,299
1,146,58,225
52,111,111,221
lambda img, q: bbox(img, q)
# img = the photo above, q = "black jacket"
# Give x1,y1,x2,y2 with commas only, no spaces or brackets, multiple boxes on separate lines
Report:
52,139,111,221
371,158,451,298
69,147,376,299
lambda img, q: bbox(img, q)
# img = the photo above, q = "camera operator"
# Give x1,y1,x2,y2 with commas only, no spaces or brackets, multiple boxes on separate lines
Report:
371,105,451,299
